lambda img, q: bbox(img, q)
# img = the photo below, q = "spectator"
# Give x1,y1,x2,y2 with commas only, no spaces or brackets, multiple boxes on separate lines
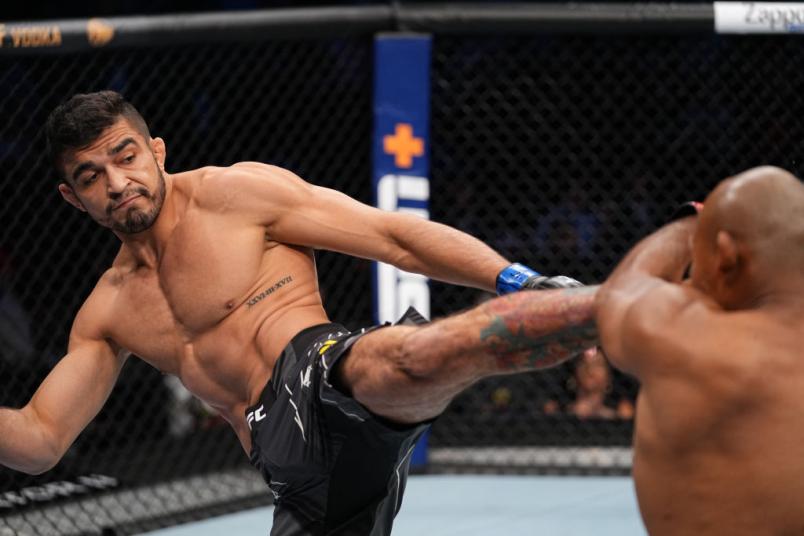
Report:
544,348,634,420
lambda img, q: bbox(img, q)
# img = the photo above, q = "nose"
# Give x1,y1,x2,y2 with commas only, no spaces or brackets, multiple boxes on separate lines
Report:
106,166,130,197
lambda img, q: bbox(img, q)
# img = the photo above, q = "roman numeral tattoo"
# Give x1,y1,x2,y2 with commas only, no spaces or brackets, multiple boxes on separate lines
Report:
247,275,294,308
479,286,599,371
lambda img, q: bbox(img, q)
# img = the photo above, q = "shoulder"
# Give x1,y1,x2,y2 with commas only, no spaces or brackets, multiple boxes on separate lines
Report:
623,285,767,381
175,163,310,216
607,283,718,376
68,268,121,348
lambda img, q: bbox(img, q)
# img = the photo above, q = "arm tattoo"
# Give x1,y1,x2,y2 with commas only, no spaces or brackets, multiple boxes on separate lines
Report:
246,275,293,308
479,286,598,371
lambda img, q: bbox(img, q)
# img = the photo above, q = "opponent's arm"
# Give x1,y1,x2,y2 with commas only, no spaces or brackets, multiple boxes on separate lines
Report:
596,217,700,376
0,289,127,474
218,163,513,291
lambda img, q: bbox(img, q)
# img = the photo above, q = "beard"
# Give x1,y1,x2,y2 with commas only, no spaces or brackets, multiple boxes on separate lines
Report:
109,167,167,234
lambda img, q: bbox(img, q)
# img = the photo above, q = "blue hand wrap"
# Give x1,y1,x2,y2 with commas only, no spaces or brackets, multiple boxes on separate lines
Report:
496,263,541,295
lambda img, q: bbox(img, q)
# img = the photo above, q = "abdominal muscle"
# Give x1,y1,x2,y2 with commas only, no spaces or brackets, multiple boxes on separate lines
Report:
175,304,331,454
119,249,332,454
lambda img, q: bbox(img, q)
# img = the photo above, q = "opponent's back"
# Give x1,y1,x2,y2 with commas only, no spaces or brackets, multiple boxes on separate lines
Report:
633,308,804,536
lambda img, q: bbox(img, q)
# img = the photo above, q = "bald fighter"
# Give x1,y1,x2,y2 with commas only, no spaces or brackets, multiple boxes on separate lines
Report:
597,166,804,535
0,91,597,535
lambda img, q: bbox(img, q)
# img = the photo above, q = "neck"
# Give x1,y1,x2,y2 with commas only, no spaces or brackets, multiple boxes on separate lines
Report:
114,173,176,268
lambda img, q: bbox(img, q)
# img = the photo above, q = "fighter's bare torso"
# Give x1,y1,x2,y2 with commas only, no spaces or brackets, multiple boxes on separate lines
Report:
631,305,804,535
89,167,330,451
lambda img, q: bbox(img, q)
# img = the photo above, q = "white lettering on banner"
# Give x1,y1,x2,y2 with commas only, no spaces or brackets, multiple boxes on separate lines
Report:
0,475,118,510
77,474,118,489
376,174,430,323
0,492,26,508
715,2,804,33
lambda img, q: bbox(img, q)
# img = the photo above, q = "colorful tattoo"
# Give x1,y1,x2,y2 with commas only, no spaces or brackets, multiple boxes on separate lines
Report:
479,286,598,371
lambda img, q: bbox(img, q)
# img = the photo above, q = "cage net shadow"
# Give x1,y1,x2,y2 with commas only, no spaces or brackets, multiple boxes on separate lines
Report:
0,39,373,534
427,34,804,472
2,29,804,535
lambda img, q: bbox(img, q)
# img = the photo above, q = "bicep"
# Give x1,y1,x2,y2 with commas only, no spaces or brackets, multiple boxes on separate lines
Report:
596,276,666,373
225,163,404,259
597,280,708,377
270,184,408,258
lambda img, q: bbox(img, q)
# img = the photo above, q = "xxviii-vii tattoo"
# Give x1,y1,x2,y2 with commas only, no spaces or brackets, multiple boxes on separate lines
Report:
479,286,599,371
247,275,293,308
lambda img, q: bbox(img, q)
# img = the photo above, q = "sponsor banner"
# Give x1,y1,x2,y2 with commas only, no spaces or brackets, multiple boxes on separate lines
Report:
372,34,432,325
715,2,804,33
0,19,114,52
0,474,119,511
372,33,432,468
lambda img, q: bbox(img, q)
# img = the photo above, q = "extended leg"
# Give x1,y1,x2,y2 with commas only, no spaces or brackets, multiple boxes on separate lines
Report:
337,285,598,423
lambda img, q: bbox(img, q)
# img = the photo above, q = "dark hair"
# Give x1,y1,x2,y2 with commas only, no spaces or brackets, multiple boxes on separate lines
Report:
45,91,151,182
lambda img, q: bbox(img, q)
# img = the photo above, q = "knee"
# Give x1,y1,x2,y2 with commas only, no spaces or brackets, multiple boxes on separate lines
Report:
351,327,444,387
394,328,452,382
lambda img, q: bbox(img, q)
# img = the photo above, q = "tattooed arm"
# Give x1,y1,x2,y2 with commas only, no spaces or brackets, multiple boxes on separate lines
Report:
478,286,599,372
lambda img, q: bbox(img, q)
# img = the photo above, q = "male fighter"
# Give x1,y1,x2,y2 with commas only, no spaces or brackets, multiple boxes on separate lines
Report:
0,91,597,535
597,166,804,535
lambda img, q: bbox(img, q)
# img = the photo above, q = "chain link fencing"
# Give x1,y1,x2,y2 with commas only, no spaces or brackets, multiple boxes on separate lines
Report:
427,34,804,471
1,17,803,535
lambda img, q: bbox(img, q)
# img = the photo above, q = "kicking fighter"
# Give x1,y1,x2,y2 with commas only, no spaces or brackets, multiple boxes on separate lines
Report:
597,166,804,535
0,92,597,535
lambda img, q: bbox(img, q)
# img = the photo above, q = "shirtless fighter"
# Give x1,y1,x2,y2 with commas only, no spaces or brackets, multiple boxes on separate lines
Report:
0,91,597,535
597,166,804,535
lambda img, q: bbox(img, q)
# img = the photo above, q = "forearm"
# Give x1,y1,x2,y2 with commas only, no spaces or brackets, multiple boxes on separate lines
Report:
0,337,125,475
606,218,696,289
388,213,509,292
0,406,60,474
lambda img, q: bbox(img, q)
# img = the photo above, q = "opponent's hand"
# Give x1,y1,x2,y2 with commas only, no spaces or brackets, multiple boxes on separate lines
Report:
496,263,582,294
669,201,703,222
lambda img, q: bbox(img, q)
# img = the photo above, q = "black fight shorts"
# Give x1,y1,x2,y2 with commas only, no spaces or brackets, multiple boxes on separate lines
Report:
246,311,430,536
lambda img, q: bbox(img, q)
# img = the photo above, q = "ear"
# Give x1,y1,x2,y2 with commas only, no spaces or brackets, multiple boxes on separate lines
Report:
715,230,739,276
58,183,86,212
150,137,166,170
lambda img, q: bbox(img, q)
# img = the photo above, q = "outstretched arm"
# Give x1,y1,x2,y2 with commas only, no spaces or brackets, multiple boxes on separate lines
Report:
215,163,512,292
0,289,126,474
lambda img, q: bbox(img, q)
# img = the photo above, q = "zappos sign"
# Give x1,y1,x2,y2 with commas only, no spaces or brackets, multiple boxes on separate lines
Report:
715,2,804,33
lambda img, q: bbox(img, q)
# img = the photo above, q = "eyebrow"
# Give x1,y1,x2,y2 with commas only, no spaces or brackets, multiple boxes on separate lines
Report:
71,137,137,182
109,137,136,156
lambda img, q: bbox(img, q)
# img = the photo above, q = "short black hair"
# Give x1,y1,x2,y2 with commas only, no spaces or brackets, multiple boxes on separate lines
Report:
45,91,151,182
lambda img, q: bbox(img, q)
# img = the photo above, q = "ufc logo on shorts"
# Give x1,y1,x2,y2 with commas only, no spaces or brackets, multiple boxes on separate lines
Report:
246,404,266,430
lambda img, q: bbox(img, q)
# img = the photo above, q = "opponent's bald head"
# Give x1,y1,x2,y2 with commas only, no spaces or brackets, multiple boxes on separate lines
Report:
693,166,804,307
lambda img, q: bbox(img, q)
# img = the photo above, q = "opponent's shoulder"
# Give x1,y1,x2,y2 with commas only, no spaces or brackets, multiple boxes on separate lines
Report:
625,285,771,381
614,283,724,374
